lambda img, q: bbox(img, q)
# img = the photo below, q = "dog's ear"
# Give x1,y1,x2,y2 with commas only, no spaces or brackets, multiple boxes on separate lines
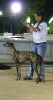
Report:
11,41,14,46
12,41,14,46
11,43,14,47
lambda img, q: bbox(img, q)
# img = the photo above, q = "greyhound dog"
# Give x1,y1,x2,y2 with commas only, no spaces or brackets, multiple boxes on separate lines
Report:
3,42,44,83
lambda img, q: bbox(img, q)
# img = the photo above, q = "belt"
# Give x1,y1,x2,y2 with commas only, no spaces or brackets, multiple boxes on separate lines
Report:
34,42,46,44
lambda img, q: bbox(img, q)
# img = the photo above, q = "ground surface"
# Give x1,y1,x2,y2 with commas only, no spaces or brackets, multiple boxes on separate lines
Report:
0,66,53,100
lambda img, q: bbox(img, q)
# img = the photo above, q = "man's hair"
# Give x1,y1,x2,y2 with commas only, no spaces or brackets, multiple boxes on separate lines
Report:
35,11,45,22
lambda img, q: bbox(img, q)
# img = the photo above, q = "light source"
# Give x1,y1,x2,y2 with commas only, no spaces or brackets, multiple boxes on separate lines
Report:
47,27,49,30
48,17,53,24
11,2,21,13
0,11,3,16
26,17,30,23
11,2,22,34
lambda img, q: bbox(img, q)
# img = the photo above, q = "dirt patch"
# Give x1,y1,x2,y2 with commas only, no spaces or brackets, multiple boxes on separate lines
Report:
0,67,53,100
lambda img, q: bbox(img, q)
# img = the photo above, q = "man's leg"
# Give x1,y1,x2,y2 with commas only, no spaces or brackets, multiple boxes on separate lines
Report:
28,60,34,77
37,43,47,80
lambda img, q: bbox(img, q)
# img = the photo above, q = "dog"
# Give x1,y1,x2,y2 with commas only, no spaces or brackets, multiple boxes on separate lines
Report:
3,42,43,83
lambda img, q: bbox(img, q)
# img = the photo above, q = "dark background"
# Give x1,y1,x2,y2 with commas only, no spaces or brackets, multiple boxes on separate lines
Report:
0,0,53,34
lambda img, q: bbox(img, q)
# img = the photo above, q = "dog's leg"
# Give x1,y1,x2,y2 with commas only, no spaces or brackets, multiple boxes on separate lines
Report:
39,59,45,83
18,64,21,80
33,62,40,84
16,65,19,80
16,64,21,80
35,64,39,78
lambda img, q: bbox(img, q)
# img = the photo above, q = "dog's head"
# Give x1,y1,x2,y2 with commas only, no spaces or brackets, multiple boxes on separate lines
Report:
3,42,14,47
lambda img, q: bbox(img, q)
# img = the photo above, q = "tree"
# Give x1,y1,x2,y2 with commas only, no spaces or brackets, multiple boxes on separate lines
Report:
21,0,48,23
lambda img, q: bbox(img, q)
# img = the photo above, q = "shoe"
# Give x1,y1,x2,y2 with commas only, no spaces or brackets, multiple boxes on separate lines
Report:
23,75,33,80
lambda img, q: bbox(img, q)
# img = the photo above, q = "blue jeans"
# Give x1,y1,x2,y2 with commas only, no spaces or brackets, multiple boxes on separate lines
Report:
28,43,47,79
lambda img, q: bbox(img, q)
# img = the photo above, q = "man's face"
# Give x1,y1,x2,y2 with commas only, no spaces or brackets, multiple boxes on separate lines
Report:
34,14,42,22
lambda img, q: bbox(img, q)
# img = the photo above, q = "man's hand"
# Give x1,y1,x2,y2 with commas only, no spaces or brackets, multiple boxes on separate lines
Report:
23,21,27,26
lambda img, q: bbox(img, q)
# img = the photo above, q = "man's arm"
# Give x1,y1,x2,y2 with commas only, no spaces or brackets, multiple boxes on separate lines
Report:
23,21,37,32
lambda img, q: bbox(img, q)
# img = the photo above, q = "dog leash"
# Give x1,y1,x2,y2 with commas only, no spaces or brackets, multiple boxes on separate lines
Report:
17,25,23,34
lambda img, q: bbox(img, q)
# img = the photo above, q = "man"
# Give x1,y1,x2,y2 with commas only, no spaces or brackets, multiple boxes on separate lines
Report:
23,11,48,82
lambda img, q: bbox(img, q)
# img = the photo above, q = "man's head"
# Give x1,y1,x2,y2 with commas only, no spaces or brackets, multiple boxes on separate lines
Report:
34,11,44,23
